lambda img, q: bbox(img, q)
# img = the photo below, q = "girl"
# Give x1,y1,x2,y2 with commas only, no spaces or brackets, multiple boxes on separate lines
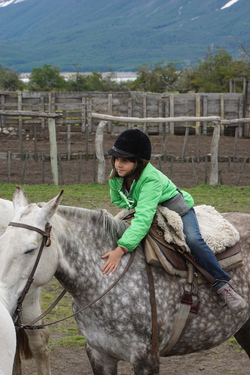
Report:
101,128,246,314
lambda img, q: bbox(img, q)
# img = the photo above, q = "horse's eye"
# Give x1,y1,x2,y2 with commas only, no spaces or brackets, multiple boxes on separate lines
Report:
24,248,36,254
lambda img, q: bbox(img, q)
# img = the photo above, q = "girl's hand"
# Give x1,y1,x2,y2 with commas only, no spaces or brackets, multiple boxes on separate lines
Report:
101,246,124,275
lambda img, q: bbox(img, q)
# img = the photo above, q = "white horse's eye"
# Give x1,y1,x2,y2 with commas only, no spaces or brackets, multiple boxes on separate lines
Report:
24,248,37,254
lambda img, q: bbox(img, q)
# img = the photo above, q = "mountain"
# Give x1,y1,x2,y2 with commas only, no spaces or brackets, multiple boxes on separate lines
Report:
0,0,25,7
0,0,248,72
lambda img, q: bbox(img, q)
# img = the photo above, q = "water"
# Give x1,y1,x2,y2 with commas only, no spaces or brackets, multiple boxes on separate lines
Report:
20,72,137,83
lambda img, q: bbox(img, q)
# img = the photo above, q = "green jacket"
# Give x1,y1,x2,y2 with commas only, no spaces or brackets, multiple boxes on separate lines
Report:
109,163,194,252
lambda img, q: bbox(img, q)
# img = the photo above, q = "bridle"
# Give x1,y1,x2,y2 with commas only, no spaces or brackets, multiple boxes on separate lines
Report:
8,221,52,326
7,221,135,331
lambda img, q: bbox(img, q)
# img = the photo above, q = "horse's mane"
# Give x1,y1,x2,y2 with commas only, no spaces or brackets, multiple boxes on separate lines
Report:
38,203,128,243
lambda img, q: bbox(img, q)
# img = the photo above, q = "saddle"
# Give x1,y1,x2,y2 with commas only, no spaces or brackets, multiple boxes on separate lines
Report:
145,218,244,284
118,206,244,284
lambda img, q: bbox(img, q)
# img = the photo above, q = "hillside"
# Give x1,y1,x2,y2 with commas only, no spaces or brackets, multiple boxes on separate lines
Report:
0,0,248,72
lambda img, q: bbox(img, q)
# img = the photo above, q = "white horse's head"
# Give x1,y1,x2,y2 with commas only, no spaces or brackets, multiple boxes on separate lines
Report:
0,187,63,315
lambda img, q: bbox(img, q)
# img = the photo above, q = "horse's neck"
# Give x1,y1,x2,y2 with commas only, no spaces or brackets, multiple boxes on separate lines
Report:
52,208,122,298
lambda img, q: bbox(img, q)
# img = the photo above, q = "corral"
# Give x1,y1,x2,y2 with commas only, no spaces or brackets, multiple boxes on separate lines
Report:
0,87,250,187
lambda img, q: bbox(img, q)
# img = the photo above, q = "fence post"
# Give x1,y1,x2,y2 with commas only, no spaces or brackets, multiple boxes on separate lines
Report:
220,94,225,135
182,127,189,162
81,97,86,133
209,122,220,186
108,94,112,133
143,93,147,133
40,94,45,130
0,94,6,129
169,94,174,134
164,95,170,134
202,95,208,134
88,98,92,133
67,125,71,161
158,99,163,134
95,121,108,183
48,118,58,186
195,93,200,135
128,97,133,129
238,96,244,138
18,92,24,160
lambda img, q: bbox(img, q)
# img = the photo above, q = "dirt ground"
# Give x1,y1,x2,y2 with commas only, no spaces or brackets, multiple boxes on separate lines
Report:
2,130,250,374
21,331,249,375
0,130,250,188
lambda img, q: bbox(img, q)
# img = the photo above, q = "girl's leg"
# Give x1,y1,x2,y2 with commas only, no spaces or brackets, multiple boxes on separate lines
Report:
181,208,231,283
181,208,246,313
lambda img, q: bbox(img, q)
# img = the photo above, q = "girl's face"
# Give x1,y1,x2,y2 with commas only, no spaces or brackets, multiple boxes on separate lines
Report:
114,157,136,177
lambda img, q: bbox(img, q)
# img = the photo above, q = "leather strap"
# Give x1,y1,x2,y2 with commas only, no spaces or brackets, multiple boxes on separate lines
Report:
21,289,67,327
160,300,192,355
174,245,217,285
160,263,199,355
9,222,52,325
9,222,52,245
146,263,158,356
21,251,135,330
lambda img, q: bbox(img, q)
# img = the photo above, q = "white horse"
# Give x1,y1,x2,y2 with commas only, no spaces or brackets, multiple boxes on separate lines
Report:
0,187,250,375
0,300,16,375
0,198,51,375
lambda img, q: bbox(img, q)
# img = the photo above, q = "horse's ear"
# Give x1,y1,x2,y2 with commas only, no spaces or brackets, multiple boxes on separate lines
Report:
41,190,64,220
13,186,29,211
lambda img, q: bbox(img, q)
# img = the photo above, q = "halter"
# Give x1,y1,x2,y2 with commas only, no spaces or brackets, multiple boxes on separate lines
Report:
8,221,52,327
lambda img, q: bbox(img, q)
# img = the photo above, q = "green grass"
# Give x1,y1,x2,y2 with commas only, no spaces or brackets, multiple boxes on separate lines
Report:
1,182,250,213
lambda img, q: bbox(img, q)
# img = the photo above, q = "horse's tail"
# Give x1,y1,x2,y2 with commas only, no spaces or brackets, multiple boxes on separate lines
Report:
13,347,22,375
17,328,33,360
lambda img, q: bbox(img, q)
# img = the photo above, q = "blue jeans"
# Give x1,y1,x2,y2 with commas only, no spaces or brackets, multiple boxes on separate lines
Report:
181,208,231,288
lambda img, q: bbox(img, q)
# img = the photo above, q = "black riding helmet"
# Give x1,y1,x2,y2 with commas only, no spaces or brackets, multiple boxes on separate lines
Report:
108,129,151,160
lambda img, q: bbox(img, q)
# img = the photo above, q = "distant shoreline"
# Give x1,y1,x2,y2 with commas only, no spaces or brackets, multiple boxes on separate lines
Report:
19,71,137,82
20,72,137,78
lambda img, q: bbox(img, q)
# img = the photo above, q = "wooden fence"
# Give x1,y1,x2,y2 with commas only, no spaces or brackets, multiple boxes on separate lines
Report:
0,91,248,138
0,89,249,187
93,115,249,186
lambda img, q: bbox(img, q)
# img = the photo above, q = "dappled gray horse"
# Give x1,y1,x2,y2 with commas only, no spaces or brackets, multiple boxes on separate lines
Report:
0,198,51,375
0,187,250,375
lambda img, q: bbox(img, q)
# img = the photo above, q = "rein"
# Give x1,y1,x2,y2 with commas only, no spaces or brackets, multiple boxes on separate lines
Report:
8,221,52,325
22,251,135,330
8,221,135,330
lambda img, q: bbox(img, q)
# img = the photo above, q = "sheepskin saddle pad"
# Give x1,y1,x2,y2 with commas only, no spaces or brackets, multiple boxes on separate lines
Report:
145,204,243,279
116,205,243,279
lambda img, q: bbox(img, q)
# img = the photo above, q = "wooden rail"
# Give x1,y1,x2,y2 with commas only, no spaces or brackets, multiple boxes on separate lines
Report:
0,110,62,118
92,113,221,123
93,115,249,186
0,110,60,186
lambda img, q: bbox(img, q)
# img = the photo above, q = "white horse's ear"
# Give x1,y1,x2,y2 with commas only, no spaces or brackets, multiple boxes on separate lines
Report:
41,190,64,220
13,186,29,211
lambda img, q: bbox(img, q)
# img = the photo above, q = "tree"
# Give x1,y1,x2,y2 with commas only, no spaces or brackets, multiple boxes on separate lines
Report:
133,61,181,93
0,65,20,91
66,69,131,92
29,64,66,91
181,47,250,93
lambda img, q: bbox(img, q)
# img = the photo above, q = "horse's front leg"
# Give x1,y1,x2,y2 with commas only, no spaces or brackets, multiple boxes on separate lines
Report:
85,342,118,375
25,327,51,375
21,288,51,375
132,348,160,375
